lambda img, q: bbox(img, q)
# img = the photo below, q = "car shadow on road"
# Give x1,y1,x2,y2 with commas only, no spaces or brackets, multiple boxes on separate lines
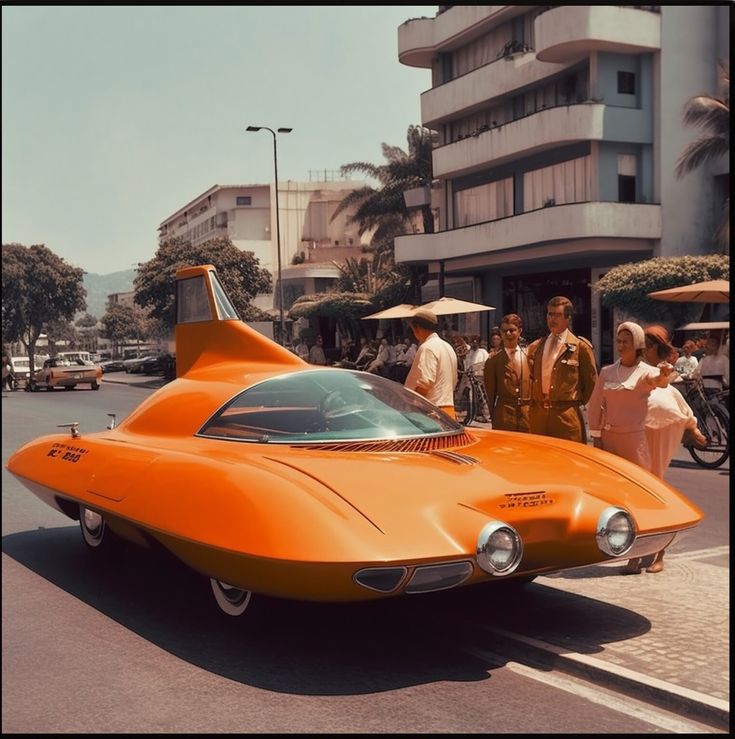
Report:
3,526,652,696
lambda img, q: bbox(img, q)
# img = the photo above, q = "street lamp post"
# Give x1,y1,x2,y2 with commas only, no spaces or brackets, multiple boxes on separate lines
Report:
246,125,292,345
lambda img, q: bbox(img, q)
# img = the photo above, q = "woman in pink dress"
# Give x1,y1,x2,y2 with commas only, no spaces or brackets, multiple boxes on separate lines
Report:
587,322,674,469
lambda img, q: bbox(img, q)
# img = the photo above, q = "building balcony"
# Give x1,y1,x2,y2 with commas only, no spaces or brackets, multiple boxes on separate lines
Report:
534,6,660,64
398,6,527,69
395,202,661,265
421,54,571,128
432,103,651,179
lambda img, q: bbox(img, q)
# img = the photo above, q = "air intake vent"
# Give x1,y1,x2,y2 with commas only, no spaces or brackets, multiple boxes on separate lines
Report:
294,431,477,453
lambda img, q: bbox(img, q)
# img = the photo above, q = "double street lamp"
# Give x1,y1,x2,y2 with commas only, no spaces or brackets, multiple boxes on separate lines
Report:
246,125,292,345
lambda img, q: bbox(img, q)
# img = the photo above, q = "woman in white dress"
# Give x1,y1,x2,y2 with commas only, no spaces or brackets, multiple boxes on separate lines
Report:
622,325,706,574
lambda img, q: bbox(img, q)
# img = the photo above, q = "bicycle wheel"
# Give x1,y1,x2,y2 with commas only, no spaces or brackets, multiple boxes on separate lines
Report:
455,384,475,426
689,403,730,469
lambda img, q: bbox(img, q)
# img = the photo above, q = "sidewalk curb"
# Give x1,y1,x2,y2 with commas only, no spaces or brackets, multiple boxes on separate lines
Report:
484,627,729,730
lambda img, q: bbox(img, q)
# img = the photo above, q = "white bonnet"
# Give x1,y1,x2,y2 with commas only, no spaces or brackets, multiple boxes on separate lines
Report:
617,321,645,350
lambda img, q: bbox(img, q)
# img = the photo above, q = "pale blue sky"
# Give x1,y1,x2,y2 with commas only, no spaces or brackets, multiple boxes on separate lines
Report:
2,5,436,275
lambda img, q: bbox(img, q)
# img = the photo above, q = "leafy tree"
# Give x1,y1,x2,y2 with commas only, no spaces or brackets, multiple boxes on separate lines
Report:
1,243,86,373
134,236,272,329
675,60,730,247
593,254,729,328
101,304,145,356
289,291,374,345
75,312,98,328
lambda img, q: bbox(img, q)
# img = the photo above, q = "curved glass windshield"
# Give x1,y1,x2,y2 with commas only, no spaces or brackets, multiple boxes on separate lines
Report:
198,369,462,443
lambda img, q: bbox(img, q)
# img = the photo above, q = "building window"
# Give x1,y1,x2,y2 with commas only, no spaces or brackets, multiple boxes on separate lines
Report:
236,196,252,206
617,71,636,95
617,154,637,202
618,175,636,203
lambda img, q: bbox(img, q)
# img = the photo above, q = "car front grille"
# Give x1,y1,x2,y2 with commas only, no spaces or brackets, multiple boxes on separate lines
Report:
294,431,477,454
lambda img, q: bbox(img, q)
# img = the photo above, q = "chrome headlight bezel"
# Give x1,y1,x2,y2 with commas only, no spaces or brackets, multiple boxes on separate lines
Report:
476,520,523,576
596,506,636,557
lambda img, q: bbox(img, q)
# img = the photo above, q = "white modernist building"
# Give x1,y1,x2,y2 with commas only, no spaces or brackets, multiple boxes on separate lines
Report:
158,180,370,316
396,4,729,364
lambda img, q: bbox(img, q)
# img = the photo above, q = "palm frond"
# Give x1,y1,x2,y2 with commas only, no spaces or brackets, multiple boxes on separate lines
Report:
675,136,730,176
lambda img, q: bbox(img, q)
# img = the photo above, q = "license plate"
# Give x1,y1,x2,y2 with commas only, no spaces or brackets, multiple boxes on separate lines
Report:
74,374,83,379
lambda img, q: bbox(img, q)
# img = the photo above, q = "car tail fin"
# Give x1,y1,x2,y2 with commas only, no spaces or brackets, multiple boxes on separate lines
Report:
174,264,304,377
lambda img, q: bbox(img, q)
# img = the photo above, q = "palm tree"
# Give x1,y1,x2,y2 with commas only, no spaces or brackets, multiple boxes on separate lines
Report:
675,60,730,246
331,124,436,301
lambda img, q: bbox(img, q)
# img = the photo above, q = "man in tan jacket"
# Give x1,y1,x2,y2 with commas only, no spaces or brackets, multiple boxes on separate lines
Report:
527,296,597,443
483,313,531,432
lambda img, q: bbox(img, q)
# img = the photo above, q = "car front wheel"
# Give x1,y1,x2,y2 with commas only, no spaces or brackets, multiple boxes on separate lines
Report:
79,505,119,553
210,578,253,616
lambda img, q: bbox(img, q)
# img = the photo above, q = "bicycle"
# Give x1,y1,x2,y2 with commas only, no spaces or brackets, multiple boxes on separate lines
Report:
679,377,730,469
454,363,490,426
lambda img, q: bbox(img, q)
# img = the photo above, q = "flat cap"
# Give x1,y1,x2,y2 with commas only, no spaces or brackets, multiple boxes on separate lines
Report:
411,308,439,326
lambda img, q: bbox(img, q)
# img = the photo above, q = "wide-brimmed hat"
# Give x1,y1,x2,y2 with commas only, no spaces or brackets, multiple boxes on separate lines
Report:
644,324,677,361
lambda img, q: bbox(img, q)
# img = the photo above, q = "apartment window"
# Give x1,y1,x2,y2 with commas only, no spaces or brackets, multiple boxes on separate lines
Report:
236,196,252,206
617,154,637,203
617,71,636,95
618,176,636,202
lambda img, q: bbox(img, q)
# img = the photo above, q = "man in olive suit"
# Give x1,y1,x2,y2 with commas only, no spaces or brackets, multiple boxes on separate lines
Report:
527,296,597,443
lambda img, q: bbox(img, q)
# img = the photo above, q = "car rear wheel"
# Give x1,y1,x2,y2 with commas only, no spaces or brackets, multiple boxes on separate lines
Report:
210,578,253,616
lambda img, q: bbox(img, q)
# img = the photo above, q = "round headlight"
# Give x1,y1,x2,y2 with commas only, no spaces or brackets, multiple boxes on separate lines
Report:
596,507,636,556
476,521,523,576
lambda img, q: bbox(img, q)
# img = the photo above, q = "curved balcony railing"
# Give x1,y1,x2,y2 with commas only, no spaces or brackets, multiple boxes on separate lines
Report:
534,5,660,64
395,202,661,265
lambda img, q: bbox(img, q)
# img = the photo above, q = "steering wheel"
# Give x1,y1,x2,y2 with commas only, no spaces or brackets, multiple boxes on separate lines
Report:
318,390,365,420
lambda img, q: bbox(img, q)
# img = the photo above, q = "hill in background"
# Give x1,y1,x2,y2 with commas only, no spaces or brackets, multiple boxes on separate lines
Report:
82,268,135,319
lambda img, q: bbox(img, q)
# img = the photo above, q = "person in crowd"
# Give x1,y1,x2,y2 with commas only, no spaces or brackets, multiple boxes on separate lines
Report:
404,308,458,420
465,335,489,376
587,321,675,469
308,336,327,365
464,335,490,421
483,314,531,432
340,336,371,370
367,337,393,375
617,324,707,575
527,296,598,443
391,337,416,383
693,334,729,393
674,339,699,379
692,336,707,360
293,336,310,362
487,331,503,358
2,355,15,391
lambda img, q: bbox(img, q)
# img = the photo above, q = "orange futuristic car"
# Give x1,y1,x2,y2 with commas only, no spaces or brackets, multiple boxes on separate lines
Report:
6,265,703,617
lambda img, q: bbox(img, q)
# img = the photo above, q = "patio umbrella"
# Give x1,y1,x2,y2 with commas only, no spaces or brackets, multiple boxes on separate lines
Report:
419,296,495,315
676,321,730,331
648,279,730,303
361,303,418,320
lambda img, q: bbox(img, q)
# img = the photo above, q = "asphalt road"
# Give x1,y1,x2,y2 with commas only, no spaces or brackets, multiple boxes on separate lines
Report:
1,382,729,733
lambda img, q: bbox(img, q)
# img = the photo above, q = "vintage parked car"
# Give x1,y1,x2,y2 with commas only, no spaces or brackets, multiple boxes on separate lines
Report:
27,356,103,391
6,265,703,619
123,354,157,374
99,358,126,374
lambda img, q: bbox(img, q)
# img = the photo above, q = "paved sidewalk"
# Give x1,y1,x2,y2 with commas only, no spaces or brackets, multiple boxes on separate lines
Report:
106,372,729,728
497,554,730,729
